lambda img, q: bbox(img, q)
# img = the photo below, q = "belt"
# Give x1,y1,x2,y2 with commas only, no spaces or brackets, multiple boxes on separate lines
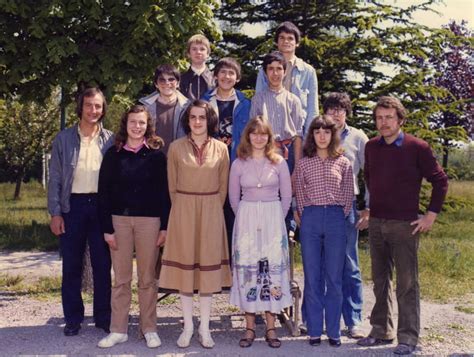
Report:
176,189,219,196
275,138,294,160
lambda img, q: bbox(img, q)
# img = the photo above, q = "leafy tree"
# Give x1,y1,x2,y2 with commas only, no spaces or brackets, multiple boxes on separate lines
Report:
0,0,219,104
216,0,467,147
417,21,472,168
0,96,59,199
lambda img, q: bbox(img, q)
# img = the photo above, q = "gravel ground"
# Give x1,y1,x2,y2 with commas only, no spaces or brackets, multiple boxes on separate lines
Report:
1,251,473,356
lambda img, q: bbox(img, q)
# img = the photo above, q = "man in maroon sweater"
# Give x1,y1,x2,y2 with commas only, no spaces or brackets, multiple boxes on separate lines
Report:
358,96,448,355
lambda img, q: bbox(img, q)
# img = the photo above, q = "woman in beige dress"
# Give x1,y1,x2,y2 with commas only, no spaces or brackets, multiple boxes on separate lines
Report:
159,99,232,349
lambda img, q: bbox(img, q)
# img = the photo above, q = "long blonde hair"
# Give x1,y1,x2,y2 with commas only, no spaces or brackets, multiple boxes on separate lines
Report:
237,116,281,164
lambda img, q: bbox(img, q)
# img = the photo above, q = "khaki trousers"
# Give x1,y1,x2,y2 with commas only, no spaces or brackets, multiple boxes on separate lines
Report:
110,215,160,334
368,217,420,346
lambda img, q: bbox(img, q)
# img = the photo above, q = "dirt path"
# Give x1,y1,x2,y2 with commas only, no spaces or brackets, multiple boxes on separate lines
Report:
0,251,473,356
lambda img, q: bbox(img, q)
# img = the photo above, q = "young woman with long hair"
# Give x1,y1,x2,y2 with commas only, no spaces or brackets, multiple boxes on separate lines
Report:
97,105,170,349
229,116,292,349
294,115,354,348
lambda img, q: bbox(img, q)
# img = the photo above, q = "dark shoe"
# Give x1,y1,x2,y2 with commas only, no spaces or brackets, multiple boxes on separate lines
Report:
329,338,341,347
64,323,81,336
239,328,256,348
265,328,281,348
95,322,110,333
357,335,394,347
309,337,321,346
394,343,416,355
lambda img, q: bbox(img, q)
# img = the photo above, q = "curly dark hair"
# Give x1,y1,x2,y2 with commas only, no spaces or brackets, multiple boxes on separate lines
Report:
262,51,287,73
114,105,163,150
323,92,352,117
181,99,218,136
303,115,343,158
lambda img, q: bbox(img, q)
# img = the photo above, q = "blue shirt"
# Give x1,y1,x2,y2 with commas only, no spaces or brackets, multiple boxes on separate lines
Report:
379,131,405,147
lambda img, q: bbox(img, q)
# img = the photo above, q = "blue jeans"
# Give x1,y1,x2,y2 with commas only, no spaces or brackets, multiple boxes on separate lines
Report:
342,201,363,327
300,205,346,339
60,194,111,325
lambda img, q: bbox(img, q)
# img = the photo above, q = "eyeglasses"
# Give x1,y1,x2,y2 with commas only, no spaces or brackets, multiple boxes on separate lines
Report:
326,108,346,115
157,77,177,84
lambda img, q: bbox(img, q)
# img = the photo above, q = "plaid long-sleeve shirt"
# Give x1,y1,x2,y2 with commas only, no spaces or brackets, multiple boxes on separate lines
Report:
294,154,354,217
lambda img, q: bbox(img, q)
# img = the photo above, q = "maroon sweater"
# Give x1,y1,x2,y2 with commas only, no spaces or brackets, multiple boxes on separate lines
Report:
364,133,448,221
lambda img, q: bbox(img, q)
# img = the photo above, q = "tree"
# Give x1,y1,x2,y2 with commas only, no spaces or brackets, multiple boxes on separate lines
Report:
215,0,467,146
0,1,219,104
418,21,472,168
0,96,59,199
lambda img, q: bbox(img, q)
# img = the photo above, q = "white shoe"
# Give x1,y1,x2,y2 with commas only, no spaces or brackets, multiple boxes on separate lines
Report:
177,329,193,348
198,327,215,349
144,332,161,348
97,332,128,348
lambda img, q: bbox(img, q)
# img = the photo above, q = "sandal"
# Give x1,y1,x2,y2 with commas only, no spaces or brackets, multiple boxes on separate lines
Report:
265,328,281,348
239,328,256,348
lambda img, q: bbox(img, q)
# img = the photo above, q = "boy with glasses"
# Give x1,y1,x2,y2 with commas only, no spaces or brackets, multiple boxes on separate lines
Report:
139,64,190,154
323,92,369,339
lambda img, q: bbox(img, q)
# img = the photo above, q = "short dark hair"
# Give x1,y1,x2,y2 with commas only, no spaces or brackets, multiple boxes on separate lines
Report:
303,115,343,158
75,87,107,121
275,21,301,43
323,92,352,117
262,51,287,73
372,96,407,123
181,99,218,136
153,64,180,85
213,57,241,80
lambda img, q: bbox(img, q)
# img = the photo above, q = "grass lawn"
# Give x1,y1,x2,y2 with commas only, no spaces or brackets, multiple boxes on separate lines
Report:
0,182,57,251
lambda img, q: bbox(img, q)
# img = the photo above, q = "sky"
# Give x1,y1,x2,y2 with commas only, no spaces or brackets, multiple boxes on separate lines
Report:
242,0,473,37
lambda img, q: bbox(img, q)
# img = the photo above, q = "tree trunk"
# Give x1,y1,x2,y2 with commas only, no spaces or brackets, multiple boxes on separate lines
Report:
442,141,449,169
13,173,23,200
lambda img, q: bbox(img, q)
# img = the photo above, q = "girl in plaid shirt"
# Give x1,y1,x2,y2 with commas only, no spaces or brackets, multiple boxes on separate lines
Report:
294,115,354,347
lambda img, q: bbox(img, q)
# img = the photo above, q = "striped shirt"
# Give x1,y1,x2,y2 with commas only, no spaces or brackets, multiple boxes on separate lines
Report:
250,88,304,140
294,154,354,217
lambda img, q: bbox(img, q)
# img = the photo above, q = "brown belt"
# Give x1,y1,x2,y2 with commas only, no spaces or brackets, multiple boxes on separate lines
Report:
176,189,219,196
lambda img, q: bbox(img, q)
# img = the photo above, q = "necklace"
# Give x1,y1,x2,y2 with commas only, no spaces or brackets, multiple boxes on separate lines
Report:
253,157,266,189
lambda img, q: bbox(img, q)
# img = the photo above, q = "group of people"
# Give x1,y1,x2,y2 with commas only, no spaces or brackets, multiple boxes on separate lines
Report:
48,21,449,355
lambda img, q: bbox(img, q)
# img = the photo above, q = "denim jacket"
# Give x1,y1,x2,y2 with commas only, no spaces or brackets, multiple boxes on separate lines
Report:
202,88,250,162
256,57,319,132
47,123,114,216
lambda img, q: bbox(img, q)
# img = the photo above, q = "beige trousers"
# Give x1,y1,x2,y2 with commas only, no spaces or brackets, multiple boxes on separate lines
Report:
110,215,160,334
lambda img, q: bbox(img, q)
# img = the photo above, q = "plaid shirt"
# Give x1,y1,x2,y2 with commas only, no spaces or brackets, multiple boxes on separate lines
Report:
294,154,354,217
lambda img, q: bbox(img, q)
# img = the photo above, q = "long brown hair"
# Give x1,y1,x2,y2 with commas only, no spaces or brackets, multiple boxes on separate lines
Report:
303,115,343,158
237,116,281,164
114,105,163,150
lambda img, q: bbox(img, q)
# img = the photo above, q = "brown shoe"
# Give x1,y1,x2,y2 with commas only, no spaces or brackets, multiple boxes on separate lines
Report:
357,336,394,347
239,328,256,348
265,328,281,348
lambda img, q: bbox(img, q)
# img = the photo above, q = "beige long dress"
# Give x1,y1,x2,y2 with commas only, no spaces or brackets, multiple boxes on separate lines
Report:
159,136,232,294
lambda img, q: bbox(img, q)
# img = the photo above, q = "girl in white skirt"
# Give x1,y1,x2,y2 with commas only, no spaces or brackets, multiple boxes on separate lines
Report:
228,116,292,348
